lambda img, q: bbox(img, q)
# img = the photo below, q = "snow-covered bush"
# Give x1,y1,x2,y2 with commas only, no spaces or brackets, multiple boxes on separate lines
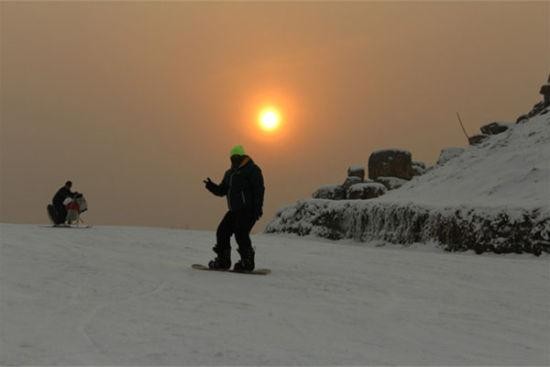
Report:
312,185,345,200
346,182,386,200
341,176,363,191
374,176,408,190
266,200,550,255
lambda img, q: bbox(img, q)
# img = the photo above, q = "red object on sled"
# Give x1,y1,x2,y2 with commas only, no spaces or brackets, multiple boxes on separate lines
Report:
65,200,80,212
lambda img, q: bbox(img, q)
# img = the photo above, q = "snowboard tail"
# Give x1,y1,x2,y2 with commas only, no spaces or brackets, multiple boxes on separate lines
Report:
192,264,270,275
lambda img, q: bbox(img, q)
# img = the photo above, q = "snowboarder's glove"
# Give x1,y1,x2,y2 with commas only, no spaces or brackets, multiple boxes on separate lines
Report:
203,177,216,192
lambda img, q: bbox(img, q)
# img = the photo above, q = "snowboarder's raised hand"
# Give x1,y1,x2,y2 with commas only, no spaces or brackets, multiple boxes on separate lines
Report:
203,177,216,192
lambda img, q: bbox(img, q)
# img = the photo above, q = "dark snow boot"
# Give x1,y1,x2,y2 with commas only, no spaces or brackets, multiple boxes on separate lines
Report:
233,247,255,272
208,244,231,270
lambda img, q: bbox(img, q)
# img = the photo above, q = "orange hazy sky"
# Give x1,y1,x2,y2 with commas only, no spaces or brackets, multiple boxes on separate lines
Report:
1,2,549,230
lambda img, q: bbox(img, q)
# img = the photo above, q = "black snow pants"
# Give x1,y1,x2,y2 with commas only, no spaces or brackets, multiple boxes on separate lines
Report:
216,209,256,255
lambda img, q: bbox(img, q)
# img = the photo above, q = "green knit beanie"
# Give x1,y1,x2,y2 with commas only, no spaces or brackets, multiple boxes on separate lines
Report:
230,145,246,157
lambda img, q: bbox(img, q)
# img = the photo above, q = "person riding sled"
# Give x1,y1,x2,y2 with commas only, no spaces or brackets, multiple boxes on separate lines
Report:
203,145,265,272
48,180,78,225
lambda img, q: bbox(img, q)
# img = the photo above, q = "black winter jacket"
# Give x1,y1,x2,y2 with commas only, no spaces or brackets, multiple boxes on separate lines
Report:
207,158,265,217
52,186,75,207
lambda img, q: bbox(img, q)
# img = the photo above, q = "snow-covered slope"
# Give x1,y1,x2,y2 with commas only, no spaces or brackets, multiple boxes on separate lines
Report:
1,224,549,365
267,113,550,254
380,112,550,210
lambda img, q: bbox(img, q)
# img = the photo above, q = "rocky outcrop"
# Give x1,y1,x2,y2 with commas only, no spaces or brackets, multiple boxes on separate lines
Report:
311,151,426,201
368,149,414,180
347,183,387,200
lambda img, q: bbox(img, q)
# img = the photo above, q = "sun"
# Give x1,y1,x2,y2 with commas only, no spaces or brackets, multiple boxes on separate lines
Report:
258,107,281,132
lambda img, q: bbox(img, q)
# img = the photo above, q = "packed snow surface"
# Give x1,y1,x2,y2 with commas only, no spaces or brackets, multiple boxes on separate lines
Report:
1,224,549,365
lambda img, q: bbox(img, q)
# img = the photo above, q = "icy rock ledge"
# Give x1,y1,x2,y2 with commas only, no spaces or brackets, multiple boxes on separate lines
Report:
266,200,550,256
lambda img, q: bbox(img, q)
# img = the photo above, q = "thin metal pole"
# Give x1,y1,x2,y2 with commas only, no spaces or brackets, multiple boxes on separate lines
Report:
456,112,470,141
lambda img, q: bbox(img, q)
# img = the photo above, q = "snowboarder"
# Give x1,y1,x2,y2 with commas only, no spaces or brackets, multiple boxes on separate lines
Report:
203,145,265,272
49,181,77,225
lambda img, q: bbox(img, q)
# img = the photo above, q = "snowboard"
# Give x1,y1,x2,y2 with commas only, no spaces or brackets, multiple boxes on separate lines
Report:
40,224,93,229
191,264,271,275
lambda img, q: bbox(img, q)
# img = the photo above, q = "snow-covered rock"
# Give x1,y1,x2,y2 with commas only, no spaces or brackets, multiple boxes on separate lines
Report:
368,149,414,180
374,176,408,190
347,165,365,181
411,160,427,176
480,122,512,135
540,82,550,105
341,176,362,191
516,76,550,122
516,114,529,123
346,182,386,200
468,134,489,145
312,184,345,200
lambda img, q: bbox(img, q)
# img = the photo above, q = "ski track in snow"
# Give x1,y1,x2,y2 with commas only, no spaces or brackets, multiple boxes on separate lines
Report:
0,223,549,365
80,279,167,364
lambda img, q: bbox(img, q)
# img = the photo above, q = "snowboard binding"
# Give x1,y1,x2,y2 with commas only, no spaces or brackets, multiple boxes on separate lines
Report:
233,247,255,273
208,244,231,270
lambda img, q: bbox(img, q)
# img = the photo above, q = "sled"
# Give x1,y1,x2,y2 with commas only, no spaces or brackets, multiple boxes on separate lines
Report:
47,194,88,228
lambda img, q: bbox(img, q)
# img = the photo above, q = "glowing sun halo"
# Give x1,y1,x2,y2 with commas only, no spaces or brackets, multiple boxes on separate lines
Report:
258,108,281,132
